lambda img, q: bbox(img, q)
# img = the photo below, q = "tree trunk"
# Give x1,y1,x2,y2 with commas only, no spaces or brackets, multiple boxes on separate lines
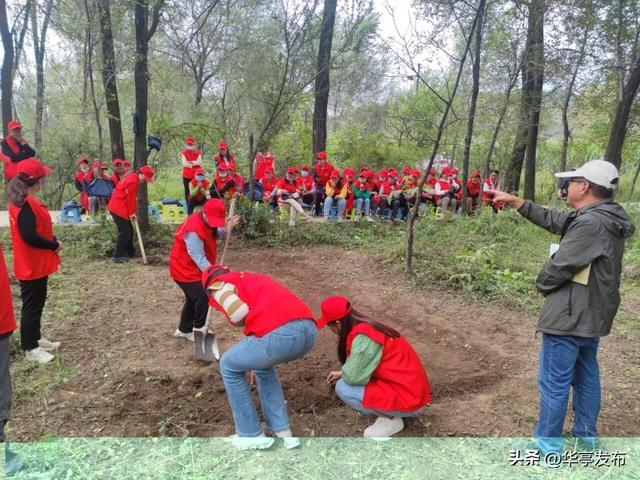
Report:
312,0,337,155
559,24,589,172
630,157,640,197
604,53,640,169
523,0,544,201
31,0,52,150
12,0,32,82
0,0,13,136
406,0,481,274
462,0,485,212
83,0,104,160
98,0,125,160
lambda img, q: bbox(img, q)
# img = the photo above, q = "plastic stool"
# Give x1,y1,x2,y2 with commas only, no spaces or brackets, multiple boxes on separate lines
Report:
148,205,161,222
60,202,82,224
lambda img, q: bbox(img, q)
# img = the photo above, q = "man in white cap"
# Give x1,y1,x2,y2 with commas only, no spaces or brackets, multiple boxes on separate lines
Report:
490,160,635,457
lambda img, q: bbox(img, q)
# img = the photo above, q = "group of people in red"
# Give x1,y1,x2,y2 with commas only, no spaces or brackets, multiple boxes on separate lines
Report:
164,194,431,449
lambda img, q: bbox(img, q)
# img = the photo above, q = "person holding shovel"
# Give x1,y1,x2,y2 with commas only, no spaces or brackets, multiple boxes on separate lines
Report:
187,167,211,214
107,164,154,263
7,159,62,364
319,296,431,438
201,265,317,450
169,199,239,341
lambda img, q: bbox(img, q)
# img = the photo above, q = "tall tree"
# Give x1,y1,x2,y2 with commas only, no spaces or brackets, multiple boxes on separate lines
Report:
0,0,13,135
134,0,163,231
312,0,337,155
522,0,544,201
12,0,32,82
97,0,124,160
31,0,53,150
82,0,103,160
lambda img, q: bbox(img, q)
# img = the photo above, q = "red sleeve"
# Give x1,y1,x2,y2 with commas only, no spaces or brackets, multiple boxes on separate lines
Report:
276,179,286,189
126,176,139,217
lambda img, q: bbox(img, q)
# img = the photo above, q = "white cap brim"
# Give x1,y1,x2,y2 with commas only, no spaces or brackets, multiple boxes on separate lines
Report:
554,169,582,179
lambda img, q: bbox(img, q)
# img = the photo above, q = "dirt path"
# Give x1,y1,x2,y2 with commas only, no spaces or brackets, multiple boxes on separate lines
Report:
9,245,640,439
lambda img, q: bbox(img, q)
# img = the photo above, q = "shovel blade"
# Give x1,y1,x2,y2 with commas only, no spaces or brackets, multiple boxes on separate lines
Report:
194,329,220,362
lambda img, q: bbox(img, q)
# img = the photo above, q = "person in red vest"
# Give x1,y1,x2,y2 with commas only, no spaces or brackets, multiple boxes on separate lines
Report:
343,168,356,218
228,164,245,197
1,120,36,180
373,169,392,219
187,167,211,214
466,170,483,213
261,166,279,210
0,243,16,440
482,169,503,212
296,165,315,209
253,147,275,182
201,264,317,450
181,137,203,204
209,164,235,200
319,296,431,438
312,152,333,216
169,199,238,341
111,158,130,186
276,166,309,226
107,164,155,263
214,141,235,170
435,167,459,213
74,157,93,212
7,159,62,364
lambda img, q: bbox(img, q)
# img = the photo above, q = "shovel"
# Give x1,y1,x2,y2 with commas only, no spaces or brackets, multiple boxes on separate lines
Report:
131,216,148,265
194,198,237,362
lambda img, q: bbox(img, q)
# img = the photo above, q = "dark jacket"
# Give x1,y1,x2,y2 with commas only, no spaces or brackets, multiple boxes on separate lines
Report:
518,199,635,338
1,138,36,162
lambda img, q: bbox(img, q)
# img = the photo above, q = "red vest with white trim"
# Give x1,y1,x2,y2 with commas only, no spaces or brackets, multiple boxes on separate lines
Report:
346,322,431,412
8,196,60,281
208,271,314,337
169,213,218,283
108,173,139,219
182,148,201,179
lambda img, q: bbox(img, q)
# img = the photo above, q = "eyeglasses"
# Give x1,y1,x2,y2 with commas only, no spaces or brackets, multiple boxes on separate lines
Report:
568,178,588,184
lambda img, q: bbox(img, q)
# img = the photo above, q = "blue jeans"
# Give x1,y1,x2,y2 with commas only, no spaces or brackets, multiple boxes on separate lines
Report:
220,319,317,437
534,334,601,454
335,379,420,417
323,197,346,219
355,198,370,216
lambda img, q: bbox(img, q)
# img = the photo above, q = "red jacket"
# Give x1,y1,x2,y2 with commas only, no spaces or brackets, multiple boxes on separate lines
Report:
254,154,274,181
8,196,60,281
182,148,201,179
111,172,123,186
313,162,333,187
215,153,235,170
467,179,482,197
261,176,279,198
296,176,314,194
108,172,139,219
0,244,16,335
209,271,314,337
169,213,217,283
347,322,431,412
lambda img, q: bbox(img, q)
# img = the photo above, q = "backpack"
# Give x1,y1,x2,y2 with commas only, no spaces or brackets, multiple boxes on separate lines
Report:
88,178,114,198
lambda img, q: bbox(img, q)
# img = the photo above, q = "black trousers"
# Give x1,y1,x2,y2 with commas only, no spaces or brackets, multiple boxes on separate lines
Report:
187,197,206,215
182,177,191,203
378,197,390,217
391,194,408,220
0,334,11,442
19,276,48,351
111,213,135,259
175,280,209,332
313,187,326,216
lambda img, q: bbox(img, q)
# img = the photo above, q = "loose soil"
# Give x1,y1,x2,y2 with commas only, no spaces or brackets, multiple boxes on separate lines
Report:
9,245,640,439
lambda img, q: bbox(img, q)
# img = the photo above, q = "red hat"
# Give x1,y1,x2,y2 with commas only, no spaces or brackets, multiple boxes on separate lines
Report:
330,169,340,178
92,161,107,169
472,170,481,177
343,168,355,176
202,199,226,227
412,169,420,178
218,141,228,149
217,164,228,171
451,168,459,174
265,166,275,174
113,158,124,166
77,157,89,166
358,170,367,178
122,159,131,167
16,158,52,179
388,168,398,177
317,296,352,329
379,169,388,176
202,264,231,290
228,163,236,171
402,166,412,175
366,170,375,179
193,166,205,175
301,165,309,171
442,167,452,175
139,165,155,182
316,151,328,160
7,119,21,130
185,137,195,145
286,166,298,175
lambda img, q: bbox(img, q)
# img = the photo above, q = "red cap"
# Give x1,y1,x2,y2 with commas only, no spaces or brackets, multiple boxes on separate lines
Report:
7,120,21,130
388,168,398,177
202,264,231,290
472,170,481,177
402,166,412,175
122,159,131,167
317,296,352,329
139,165,155,182
218,141,227,149
286,166,298,175
113,158,124,166
193,167,204,175
265,166,274,174
77,157,89,166
228,163,236,171
185,137,195,145
358,170,367,178
379,169,388,176
343,168,355,176
217,164,228,171
301,165,309,171
412,169,420,178
451,168,459,174
92,161,107,169
16,158,52,179
330,169,340,178
316,151,327,160
442,167,452,175
202,199,226,227
366,170,375,179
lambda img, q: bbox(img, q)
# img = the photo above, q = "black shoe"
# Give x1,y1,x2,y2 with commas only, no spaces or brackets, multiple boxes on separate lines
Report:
112,257,130,264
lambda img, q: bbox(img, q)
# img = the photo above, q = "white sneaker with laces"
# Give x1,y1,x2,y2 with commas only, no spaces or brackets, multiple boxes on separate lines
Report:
274,429,301,449
25,347,54,364
225,434,275,450
363,416,404,439
173,329,194,342
365,216,374,222
38,338,61,351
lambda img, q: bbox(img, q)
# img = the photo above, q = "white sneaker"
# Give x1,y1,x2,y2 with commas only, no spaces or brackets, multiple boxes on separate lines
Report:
173,329,194,342
365,216,374,222
38,338,61,351
25,347,54,364
337,217,344,223
363,416,404,439
225,434,275,450
274,429,301,449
